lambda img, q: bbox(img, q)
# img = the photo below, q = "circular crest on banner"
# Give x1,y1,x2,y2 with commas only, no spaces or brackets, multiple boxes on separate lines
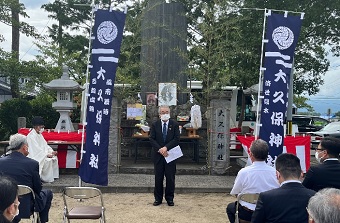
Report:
97,21,118,44
272,26,294,50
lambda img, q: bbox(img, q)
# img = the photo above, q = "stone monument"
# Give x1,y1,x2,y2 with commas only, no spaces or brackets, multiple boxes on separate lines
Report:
208,91,232,174
140,0,187,104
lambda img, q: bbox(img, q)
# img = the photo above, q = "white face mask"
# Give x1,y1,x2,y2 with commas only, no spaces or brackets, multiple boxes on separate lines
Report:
315,151,323,163
11,203,19,220
160,114,170,121
15,207,19,217
39,128,44,134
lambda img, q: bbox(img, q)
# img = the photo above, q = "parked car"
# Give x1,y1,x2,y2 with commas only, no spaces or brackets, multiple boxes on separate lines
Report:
309,121,340,149
292,115,329,133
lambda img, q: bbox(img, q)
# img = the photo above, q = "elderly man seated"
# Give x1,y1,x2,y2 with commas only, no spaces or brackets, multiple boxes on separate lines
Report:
27,116,59,183
0,133,53,223
307,188,340,223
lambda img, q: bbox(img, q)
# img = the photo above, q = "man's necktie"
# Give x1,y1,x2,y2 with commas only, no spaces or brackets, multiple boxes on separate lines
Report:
163,123,167,142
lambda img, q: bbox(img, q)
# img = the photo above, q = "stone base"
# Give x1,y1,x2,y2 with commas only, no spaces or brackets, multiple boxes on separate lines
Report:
212,160,229,175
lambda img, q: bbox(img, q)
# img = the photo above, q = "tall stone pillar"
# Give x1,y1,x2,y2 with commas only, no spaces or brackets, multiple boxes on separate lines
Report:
208,92,232,174
140,0,187,104
108,96,121,173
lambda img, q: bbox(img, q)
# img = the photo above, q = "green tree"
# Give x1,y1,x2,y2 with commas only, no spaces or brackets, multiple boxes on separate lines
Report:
41,0,93,67
334,111,340,118
293,95,314,113
0,0,38,98
226,0,340,95
29,94,59,128
0,0,38,41
115,0,145,85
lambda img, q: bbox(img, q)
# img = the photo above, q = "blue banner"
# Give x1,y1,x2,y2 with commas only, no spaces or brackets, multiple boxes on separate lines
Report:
259,12,303,166
79,9,126,186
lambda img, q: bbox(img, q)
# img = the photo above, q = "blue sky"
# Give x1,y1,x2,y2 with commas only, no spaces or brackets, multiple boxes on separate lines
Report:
307,53,340,114
21,0,49,9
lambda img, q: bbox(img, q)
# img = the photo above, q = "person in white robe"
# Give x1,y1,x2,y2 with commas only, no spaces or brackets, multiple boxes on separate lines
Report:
27,116,59,183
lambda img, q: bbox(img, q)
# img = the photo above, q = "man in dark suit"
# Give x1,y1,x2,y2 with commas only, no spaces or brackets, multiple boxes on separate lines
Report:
149,105,180,206
251,153,316,223
302,137,340,191
0,133,53,223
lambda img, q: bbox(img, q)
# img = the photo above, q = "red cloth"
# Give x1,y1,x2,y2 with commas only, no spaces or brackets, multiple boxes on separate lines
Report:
18,128,85,141
237,135,311,172
57,148,80,168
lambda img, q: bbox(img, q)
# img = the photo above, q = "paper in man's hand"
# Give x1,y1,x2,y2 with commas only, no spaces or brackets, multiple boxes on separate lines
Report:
165,145,183,163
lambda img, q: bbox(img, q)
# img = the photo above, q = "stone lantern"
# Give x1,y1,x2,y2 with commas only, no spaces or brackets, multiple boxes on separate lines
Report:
43,66,82,131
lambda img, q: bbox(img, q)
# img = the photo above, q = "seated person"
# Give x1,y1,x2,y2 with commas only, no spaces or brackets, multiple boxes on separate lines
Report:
251,153,316,223
307,188,340,223
226,139,279,223
0,133,53,223
27,116,59,183
0,176,19,223
302,137,340,191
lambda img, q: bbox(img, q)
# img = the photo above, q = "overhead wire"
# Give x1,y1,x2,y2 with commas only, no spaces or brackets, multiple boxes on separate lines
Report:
20,16,52,61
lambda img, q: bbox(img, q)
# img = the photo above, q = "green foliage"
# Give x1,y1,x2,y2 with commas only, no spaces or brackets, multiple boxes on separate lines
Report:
227,0,340,95
0,0,39,41
0,96,61,139
0,98,32,139
1,0,339,116
334,111,340,118
115,1,145,86
29,94,59,129
293,95,314,113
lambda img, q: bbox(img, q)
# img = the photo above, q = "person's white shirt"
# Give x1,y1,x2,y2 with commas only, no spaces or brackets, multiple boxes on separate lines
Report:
27,129,59,183
230,161,279,210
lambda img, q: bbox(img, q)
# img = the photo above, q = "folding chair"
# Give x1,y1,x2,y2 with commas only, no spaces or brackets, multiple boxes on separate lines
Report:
17,185,40,223
63,187,106,223
235,193,259,223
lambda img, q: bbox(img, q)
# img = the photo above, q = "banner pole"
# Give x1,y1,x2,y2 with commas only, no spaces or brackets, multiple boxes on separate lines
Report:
78,0,96,187
254,8,269,138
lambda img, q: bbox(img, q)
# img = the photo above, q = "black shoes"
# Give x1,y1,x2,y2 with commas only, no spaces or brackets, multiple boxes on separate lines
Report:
153,201,162,206
153,200,174,206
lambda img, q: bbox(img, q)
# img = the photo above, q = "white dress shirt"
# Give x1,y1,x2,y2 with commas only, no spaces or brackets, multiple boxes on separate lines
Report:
230,161,279,210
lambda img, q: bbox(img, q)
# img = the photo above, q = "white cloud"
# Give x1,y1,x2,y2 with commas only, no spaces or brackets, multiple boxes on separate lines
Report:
0,6,51,61
308,52,340,114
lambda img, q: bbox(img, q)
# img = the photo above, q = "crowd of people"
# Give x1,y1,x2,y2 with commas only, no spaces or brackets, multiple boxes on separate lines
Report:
1,112,340,223
227,137,340,223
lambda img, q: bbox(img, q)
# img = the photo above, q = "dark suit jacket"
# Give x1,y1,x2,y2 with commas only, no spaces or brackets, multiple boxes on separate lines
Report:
251,182,316,223
0,151,43,218
302,159,340,191
149,119,180,163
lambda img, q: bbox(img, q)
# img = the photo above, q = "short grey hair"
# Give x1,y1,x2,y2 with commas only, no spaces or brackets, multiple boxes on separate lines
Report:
158,105,170,114
307,188,340,223
8,133,27,151
250,139,269,161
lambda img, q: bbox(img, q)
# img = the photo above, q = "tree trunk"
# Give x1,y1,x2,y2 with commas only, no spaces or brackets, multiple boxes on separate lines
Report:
57,20,63,67
10,0,20,98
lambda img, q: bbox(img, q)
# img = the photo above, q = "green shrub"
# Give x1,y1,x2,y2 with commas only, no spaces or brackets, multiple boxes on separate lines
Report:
0,98,32,139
